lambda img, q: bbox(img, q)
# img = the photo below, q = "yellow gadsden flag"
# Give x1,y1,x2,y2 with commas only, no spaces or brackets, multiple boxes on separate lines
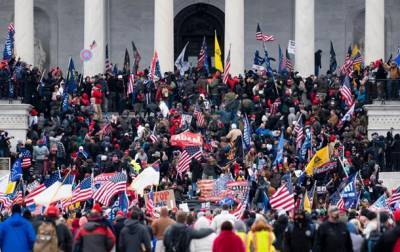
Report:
214,31,223,72
305,145,330,175
303,192,311,213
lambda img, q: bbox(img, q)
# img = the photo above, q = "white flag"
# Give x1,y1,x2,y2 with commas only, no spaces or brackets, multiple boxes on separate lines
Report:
129,166,160,195
175,42,190,76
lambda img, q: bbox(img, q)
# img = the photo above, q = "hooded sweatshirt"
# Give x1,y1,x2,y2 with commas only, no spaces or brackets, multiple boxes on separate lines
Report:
0,213,36,252
118,219,151,252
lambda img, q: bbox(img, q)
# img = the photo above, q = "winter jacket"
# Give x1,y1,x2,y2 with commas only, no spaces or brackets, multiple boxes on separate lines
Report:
283,222,315,252
74,220,115,252
151,216,175,240
372,225,400,252
33,145,49,161
313,221,353,252
0,213,36,252
190,232,217,252
212,230,245,252
118,219,151,252
164,223,213,252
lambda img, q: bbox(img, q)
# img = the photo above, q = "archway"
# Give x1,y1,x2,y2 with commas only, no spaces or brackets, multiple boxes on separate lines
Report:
174,3,224,68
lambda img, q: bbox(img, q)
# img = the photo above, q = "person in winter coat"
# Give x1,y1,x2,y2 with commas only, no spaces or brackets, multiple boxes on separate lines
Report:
91,84,103,121
151,207,175,252
164,211,213,252
373,209,400,252
118,209,151,252
32,138,49,178
283,210,315,252
212,221,245,252
246,218,276,252
73,205,115,252
0,205,36,252
313,206,353,252
113,211,126,252
190,216,217,252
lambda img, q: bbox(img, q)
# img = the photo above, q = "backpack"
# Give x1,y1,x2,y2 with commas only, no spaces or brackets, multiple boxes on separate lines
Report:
33,222,59,252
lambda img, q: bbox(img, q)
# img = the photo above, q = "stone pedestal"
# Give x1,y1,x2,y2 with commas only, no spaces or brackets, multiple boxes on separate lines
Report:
0,102,31,151
364,101,400,140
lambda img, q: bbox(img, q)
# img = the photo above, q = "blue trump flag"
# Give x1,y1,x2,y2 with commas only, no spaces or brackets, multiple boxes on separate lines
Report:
66,58,77,94
340,175,359,209
274,129,285,165
3,23,15,60
10,158,22,182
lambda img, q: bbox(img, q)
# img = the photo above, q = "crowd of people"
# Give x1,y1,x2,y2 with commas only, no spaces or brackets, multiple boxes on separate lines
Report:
0,49,399,252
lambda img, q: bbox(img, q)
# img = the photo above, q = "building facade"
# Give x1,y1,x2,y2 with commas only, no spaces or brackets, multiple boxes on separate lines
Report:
0,0,397,77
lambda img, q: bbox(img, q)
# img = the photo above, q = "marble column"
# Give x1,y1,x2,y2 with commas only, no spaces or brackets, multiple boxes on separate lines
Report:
84,0,106,77
154,0,174,73
295,0,315,77
224,0,244,76
365,0,385,64
14,0,34,65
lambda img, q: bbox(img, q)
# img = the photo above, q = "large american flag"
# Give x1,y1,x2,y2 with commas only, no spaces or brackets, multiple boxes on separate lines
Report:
388,186,400,206
127,74,134,95
337,196,345,210
149,51,159,81
0,193,12,208
232,188,249,219
194,107,205,128
197,36,208,71
270,98,281,115
339,46,353,76
270,183,295,212
294,116,304,150
105,44,112,74
8,23,15,33
177,146,202,176
71,177,93,204
284,49,293,72
223,48,231,84
146,190,158,218
25,173,61,206
21,150,32,169
340,76,353,107
256,23,274,42
93,172,127,206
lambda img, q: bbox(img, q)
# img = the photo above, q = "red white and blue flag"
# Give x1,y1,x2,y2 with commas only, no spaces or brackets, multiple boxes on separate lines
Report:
340,76,353,107
177,146,202,176
223,48,231,84
93,172,127,206
256,24,275,42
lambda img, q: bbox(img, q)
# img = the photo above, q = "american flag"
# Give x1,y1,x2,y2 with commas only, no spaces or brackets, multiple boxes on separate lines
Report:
150,51,159,81
337,103,355,130
99,122,112,137
388,186,400,206
339,46,354,76
89,40,97,50
177,146,202,176
13,189,23,205
223,48,231,84
256,23,275,42
270,98,281,115
284,49,293,72
21,150,32,169
25,173,61,206
0,193,13,208
8,23,15,33
294,116,304,150
194,107,206,128
105,44,112,74
94,172,116,185
146,190,158,218
132,41,141,73
337,196,345,210
71,177,93,204
232,188,249,219
127,74,134,95
197,36,208,72
370,194,390,212
93,172,127,206
270,183,295,212
340,76,353,107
